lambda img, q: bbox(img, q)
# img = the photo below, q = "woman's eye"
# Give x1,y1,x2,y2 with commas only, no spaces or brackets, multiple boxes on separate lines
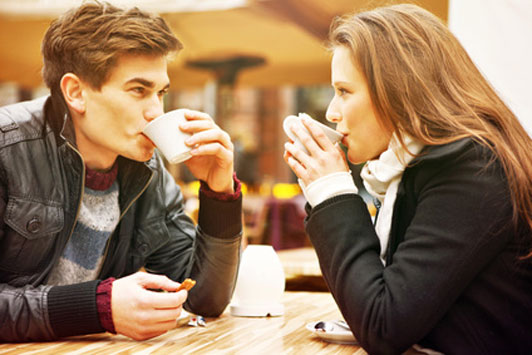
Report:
337,88,348,96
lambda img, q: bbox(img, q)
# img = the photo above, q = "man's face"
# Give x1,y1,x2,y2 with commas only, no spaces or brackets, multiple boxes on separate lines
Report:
73,54,169,169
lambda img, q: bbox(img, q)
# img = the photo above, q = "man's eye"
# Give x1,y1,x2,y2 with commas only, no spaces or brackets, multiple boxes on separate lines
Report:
158,88,169,97
132,87,145,95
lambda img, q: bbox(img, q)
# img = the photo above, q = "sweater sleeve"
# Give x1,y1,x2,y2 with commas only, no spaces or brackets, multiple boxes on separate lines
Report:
96,277,116,333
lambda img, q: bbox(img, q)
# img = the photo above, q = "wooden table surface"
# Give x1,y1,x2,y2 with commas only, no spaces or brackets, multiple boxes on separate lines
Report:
0,292,366,354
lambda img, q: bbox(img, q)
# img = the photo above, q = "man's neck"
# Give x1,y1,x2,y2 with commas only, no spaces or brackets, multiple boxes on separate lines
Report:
80,152,118,172
85,161,119,190
71,118,118,171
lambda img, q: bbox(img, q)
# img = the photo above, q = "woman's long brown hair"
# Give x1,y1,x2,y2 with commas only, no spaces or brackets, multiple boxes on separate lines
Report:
329,4,532,257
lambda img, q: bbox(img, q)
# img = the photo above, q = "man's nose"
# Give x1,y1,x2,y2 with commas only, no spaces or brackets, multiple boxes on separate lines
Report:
145,99,164,122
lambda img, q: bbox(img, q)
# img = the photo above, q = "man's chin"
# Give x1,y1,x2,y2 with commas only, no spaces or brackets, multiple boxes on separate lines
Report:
127,147,155,163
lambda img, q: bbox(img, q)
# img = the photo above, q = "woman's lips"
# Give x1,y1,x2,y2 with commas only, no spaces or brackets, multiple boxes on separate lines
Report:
341,135,349,147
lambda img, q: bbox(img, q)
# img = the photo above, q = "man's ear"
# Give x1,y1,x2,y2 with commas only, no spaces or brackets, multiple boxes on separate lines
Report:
60,73,86,114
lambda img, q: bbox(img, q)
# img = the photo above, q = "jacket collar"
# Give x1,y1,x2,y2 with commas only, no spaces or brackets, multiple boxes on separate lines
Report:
45,94,77,146
410,138,474,165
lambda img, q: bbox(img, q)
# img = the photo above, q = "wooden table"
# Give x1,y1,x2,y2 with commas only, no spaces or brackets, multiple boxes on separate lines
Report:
0,292,365,354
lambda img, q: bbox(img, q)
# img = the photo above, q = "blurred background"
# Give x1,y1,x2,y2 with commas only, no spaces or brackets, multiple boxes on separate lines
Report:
1,0,531,255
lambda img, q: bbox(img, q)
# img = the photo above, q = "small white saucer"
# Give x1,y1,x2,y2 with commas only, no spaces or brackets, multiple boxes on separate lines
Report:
306,321,358,345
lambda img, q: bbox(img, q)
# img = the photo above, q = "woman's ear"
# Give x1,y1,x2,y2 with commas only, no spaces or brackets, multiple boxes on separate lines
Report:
60,73,85,114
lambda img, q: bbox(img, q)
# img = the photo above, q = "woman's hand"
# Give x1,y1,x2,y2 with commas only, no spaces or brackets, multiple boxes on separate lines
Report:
283,116,349,186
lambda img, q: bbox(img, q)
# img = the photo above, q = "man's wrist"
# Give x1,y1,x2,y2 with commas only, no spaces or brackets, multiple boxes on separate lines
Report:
198,172,243,238
96,277,116,334
200,172,241,201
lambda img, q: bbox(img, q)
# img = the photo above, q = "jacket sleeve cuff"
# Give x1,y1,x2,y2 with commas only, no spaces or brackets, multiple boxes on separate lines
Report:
198,174,243,239
96,277,116,334
47,280,104,338
199,172,241,201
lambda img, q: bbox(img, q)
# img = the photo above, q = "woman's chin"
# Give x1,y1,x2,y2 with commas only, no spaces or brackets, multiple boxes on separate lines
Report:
347,152,364,165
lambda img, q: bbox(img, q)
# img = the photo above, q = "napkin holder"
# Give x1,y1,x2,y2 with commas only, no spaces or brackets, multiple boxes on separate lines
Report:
230,245,285,317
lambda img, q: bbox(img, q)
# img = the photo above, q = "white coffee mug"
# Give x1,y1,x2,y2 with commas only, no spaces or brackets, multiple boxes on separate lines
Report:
143,109,192,164
283,113,343,155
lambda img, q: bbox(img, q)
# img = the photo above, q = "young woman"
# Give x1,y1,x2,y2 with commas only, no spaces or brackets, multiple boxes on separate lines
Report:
284,4,532,354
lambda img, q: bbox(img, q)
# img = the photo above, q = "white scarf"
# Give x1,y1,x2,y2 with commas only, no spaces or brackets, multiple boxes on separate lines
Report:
360,134,424,264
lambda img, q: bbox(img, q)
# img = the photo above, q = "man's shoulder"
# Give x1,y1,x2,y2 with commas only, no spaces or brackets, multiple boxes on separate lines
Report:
0,96,50,147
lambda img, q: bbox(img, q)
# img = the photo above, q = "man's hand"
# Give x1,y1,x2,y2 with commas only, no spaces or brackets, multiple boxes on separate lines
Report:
179,110,234,194
111,272,188,340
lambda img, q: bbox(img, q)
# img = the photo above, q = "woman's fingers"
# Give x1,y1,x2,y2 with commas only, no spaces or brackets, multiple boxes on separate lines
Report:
290,117,337,155
284,126,348,186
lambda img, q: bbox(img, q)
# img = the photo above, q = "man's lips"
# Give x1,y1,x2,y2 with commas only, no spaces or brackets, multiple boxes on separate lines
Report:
141,133,156,147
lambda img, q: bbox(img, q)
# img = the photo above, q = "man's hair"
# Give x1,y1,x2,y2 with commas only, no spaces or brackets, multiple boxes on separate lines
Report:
329,4,532,256
41,1,182,92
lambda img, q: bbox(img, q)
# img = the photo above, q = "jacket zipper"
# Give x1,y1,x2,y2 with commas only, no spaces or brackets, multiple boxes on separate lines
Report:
98,168,154,274
65,141,154,277
64,142,86,248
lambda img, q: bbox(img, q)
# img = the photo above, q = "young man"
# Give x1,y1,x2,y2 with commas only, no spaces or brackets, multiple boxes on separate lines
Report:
0,2,242,341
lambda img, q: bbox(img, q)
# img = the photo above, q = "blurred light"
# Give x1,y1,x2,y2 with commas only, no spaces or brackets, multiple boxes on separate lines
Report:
272,183,301,199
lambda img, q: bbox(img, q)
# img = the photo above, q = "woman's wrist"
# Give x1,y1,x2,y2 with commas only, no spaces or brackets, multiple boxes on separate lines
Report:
299,171,358,207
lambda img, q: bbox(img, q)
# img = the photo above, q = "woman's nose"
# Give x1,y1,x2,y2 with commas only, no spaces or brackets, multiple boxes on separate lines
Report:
326,103,341,123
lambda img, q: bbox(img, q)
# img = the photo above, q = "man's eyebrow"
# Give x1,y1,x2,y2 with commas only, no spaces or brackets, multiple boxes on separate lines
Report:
125,78,170,91
125,77,155,88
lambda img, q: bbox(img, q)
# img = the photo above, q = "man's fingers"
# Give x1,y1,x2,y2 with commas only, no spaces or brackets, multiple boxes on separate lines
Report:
136,272,180,291
152,306,184,321
147,289,188,309
185,128,233,152
183,109,213,122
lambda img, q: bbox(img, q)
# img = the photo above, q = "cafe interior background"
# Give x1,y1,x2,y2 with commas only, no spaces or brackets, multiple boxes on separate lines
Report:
1,0,531,286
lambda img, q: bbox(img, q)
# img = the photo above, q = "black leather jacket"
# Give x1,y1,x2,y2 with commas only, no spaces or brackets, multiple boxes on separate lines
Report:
0,96,242,341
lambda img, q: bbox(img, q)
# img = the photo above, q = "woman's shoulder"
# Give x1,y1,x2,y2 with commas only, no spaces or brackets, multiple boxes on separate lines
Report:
405,137,505,191
412,137,493,165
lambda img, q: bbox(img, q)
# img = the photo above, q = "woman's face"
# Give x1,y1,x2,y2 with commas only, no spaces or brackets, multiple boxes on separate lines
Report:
326,46,392,164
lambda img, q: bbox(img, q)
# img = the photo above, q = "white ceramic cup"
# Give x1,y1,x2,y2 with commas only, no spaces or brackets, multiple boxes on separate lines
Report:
230,245,285,317
143,109,192,164
283,113,343,155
